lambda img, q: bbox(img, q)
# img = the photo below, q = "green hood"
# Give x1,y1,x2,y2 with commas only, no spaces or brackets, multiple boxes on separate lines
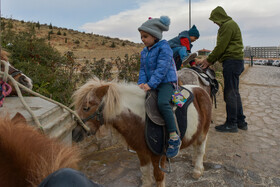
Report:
209,6,232,25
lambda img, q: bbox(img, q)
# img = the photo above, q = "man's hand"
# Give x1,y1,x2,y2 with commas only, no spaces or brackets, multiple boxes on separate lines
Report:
198,58,211,69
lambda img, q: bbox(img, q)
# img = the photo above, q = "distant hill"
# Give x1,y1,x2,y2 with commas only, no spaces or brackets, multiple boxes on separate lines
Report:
1,17,144,60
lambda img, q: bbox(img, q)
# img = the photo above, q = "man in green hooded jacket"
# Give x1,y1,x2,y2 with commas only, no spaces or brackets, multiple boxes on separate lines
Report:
199,6,248,132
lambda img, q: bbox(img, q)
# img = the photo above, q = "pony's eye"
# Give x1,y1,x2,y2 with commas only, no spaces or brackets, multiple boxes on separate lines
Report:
83,107,90,112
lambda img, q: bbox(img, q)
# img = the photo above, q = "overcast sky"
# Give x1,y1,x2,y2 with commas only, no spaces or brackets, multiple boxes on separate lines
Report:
2,0,280,52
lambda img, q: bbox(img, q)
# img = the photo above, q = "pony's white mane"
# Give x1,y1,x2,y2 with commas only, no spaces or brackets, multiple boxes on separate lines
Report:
73,78,146,122
72,78,108,111
103,81,146,121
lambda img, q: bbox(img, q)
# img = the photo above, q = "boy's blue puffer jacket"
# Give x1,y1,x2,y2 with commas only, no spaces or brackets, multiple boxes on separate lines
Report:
138,40,177,89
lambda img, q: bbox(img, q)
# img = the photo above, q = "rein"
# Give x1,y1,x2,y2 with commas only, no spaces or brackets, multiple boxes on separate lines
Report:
81,103,104,125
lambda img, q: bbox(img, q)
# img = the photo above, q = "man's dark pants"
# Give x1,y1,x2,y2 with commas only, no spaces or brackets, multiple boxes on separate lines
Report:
222,59,246,124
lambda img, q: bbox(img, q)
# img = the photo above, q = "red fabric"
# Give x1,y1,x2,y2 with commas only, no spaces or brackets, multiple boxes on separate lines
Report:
180,38,191,51
0,81,12,107
189,60,196,66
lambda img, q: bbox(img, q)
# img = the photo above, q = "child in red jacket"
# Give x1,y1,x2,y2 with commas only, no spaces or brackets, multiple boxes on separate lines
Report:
168,25,200,70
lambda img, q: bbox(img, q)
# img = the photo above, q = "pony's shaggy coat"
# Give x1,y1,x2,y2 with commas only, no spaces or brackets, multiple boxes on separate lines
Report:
73,78,212,187
0,113,80,187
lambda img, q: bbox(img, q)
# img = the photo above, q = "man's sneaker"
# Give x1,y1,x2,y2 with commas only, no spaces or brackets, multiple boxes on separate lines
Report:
215,123,238,133
238,121,248,130
166,137,181,158
182,53,197,66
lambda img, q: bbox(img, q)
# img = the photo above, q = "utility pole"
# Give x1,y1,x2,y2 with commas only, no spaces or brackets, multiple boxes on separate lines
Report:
189,0,191,29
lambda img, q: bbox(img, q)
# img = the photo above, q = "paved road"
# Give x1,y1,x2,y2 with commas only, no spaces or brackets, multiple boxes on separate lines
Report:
79,65,280,187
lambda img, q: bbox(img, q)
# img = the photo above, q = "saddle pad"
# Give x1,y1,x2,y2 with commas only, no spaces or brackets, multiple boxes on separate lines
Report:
179,68,210,86
145,115,166,155
145,87,194,155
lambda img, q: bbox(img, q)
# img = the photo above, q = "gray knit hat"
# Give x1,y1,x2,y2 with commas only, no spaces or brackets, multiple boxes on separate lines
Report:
138,16,170,40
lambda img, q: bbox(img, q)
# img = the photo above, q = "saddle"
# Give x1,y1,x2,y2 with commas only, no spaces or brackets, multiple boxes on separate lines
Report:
145,86,194,155
181,66,219,108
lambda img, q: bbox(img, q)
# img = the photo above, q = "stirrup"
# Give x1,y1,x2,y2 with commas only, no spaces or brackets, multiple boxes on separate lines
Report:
159,155,172,173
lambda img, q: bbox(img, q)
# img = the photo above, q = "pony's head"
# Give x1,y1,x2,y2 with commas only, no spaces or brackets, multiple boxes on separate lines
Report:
72,78,121,141
1,51,33,95
72,78,146,142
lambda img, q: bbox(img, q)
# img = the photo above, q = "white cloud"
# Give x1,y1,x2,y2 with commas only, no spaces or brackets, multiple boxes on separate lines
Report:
81,0,280,51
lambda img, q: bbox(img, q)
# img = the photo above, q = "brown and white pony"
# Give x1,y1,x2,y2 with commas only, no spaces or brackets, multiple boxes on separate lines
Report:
0,113,80,187
72,78,212,187
0,50,33,95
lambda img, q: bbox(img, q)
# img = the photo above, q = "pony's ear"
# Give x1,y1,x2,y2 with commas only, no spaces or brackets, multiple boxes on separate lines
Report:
11,112,27,125
96,85,109,100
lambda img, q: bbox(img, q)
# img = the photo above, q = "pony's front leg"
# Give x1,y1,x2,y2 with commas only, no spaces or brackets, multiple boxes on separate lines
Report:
192,135,208,179
138,153,153,187
151,155,165,187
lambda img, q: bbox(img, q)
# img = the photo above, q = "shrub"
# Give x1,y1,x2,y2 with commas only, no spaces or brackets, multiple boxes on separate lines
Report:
90,58,113,80
36,21,40,29
1,21,6,30
1,31,79,105
110,42,116,48
7,20,13,29
115,53,140,82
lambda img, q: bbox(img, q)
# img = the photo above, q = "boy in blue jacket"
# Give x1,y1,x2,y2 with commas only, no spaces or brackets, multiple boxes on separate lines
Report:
138,16,181,158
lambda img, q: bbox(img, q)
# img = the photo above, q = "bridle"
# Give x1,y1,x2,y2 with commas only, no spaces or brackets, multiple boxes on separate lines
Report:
0,62,22,79
81,103,104,126
8,66,22,78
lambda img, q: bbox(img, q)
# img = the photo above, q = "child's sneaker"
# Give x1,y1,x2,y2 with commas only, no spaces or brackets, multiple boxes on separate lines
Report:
166,136,181,158
182,53,197,66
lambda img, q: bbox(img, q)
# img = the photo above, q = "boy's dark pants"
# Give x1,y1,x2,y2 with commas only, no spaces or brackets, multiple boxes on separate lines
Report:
157,83,177,133
222,60,246,124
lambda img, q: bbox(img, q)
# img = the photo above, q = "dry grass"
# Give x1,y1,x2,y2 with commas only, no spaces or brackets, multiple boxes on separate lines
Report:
2,18,144,60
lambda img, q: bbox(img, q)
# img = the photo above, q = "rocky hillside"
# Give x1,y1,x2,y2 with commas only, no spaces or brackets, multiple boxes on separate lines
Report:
1,18,144,60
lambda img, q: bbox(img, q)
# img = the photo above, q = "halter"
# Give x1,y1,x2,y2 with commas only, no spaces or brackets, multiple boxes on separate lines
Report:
8,66,22,78
81,103,104,125
0,62,22,79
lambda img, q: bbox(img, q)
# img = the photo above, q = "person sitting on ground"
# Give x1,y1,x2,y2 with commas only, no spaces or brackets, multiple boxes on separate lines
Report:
168,25,200,70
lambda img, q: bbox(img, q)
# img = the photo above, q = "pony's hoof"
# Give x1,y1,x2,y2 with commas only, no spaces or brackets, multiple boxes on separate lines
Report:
192,168,204,179
192,171,202,179
156,181,165,187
